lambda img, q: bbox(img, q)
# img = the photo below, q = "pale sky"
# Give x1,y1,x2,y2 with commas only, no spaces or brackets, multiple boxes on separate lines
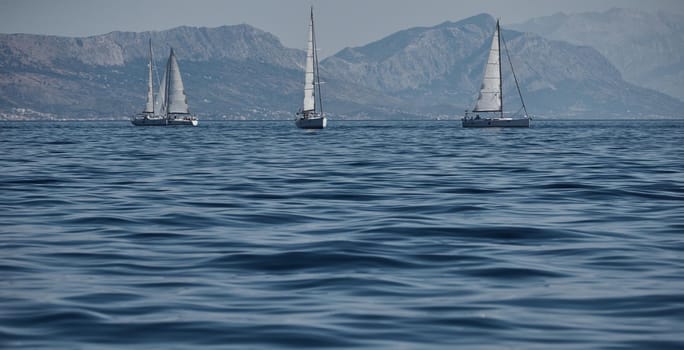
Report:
1,0,682,55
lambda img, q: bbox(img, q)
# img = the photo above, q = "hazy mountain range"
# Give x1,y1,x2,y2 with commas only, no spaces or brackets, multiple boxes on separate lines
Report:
1,11,682,120
323,14,681,117
0,25,305,119
511,8,684,101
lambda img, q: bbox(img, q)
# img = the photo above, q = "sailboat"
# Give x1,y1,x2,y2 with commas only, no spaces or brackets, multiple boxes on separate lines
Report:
463,20,530,128
130,39,161,124
132,44,198,126
295,7,326,129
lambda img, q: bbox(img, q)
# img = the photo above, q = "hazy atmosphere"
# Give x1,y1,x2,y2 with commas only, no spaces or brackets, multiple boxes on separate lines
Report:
2,1,684,349
1,0,682,55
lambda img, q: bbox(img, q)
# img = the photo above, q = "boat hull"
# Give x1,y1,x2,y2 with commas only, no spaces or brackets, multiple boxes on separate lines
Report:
462,117,529,128
131,116,198,126
168,117,198,126
295,116,326,129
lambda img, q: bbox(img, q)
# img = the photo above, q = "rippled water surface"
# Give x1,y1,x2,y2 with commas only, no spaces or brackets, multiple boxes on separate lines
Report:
1,119,683,349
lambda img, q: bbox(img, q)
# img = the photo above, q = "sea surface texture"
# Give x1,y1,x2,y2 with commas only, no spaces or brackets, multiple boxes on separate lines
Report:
1,120,683,349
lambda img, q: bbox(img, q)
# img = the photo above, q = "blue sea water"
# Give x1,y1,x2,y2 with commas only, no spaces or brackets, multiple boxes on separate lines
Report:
1,119,683,349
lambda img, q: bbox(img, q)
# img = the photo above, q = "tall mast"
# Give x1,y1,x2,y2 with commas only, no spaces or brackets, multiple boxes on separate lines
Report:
149,39,154,114
164,48,172,118
311,6,323,116
301,7,315,114
143,38,155,114
497,20,503,119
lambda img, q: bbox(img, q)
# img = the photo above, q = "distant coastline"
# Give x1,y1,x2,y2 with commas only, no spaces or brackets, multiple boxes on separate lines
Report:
1,10,682,120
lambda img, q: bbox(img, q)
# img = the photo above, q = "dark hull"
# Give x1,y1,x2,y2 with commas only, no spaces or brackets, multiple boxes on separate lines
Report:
131,116,198,127
462,117,529,128
295,116,327,129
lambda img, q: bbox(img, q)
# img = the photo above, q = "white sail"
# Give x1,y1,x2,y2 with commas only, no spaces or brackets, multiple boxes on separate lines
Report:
132,45,197,126
166,48,189,114
144,40,155,113
155,70,166,115
473,21,502,112
302,10,316,113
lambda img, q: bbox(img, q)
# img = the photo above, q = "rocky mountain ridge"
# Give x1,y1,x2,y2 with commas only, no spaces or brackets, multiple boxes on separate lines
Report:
1,24,302,68
1,12,682,120
323,14,682,117
511,8,684,101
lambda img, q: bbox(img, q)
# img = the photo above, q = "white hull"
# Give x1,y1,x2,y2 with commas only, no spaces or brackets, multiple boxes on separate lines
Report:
295,116,326,129
168,117,198,126
462,117,529,128
131,115,198,126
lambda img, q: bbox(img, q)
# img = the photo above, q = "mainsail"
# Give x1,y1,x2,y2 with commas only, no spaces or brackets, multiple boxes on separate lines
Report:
473,21,502,113
165,48,189,114
155,71,166,115
143,39,154,114
302,10,316,113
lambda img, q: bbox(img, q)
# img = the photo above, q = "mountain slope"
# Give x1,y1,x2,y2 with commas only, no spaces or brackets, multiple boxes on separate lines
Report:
323,13,683,117
511,8,684,101
0,24,306,119
0,24,403,119
1,15,682,120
